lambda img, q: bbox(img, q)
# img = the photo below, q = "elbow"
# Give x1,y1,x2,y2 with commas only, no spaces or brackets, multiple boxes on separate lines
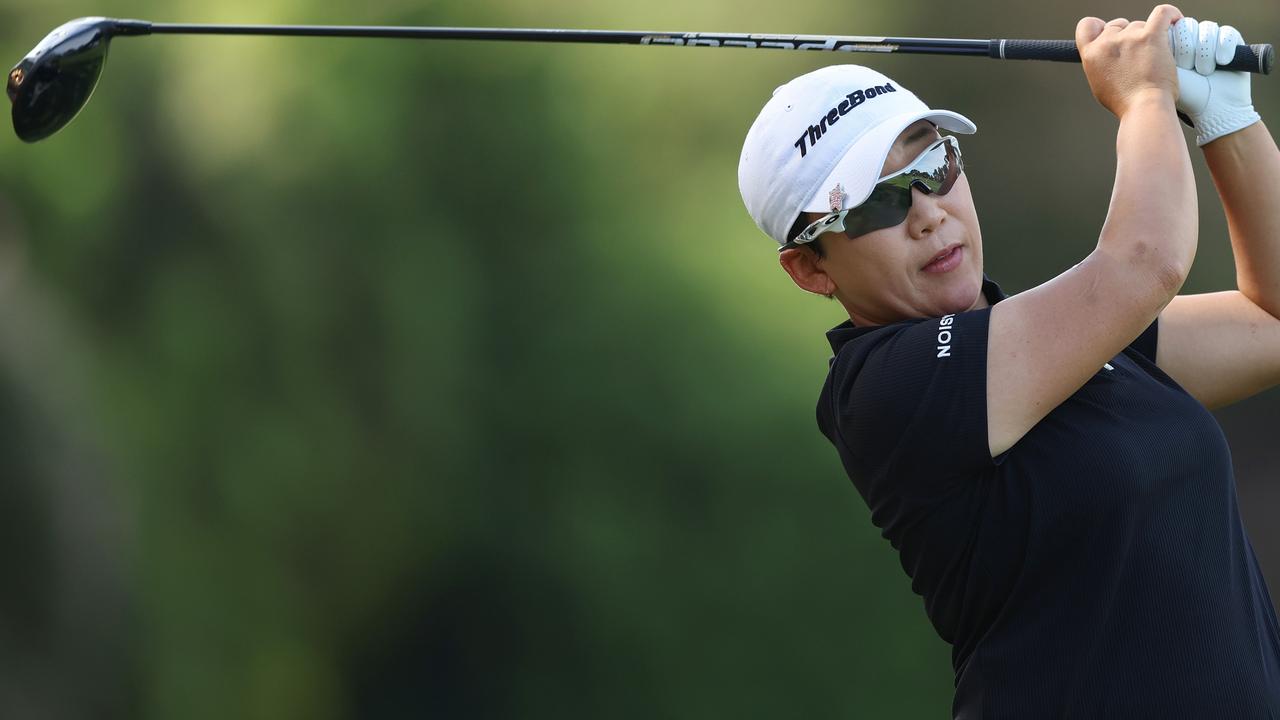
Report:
1145,249,1191,299
1097,239,1192,306
1124,227,1195,299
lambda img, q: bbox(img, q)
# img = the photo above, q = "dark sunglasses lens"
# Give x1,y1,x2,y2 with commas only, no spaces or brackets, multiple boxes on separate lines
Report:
900,140,956,194
933,140,961,195
11,40,107,142
841,138,961,237
843,184,912,237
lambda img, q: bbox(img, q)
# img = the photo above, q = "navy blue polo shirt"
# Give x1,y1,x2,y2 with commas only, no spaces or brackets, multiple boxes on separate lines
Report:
818,277,1280,718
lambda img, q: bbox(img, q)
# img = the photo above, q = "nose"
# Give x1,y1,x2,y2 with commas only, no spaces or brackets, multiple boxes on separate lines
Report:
906,184,947,239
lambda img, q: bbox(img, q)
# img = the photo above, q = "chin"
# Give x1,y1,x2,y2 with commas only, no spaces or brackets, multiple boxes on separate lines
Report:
935,270,985,314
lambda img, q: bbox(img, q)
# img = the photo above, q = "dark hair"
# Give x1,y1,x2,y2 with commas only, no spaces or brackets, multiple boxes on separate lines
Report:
786,213,826,258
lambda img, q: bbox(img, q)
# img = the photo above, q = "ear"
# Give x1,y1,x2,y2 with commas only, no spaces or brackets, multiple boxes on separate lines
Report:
779,246,836,297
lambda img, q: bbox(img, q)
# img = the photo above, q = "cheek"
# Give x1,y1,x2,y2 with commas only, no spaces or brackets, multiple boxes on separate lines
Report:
829,233,912,285
945,177,981,229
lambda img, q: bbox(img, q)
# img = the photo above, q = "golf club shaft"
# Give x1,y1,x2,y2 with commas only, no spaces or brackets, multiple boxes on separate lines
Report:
135,22,1274,75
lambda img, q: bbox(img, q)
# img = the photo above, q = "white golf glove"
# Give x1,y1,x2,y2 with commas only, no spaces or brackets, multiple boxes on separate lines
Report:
1170,17,1261,146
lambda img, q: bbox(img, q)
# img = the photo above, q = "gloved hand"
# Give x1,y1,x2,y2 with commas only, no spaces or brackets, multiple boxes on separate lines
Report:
1170,17,1261,146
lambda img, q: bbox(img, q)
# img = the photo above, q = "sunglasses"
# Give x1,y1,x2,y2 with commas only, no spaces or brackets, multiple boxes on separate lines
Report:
783,135,963,251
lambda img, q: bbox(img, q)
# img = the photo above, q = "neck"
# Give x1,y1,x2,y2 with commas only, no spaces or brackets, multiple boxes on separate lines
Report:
841,282,991,327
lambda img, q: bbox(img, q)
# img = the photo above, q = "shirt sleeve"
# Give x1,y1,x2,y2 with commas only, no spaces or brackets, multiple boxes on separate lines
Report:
827,307,994,498
1127,317,1160,363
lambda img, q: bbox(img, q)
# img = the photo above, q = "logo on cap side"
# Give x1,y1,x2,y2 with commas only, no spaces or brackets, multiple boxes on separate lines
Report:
829,184,846,212
793,83,897,159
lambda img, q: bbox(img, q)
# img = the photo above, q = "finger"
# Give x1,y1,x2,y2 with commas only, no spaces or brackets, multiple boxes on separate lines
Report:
1147,4,1184,28
1216,24,1242,66
1177,66,1210,114
1076,17,1106,47
1196,19,1220,75
1171,17,1197,69
1105,18,1130,31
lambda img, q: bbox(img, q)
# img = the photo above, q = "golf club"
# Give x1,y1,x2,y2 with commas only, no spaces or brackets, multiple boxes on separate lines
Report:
9,16,1276,143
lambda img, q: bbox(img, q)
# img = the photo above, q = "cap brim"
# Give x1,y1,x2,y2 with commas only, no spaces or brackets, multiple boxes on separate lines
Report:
800,109,976,214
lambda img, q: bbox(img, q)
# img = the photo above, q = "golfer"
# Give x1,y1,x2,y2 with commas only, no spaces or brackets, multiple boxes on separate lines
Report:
739,5,1280,717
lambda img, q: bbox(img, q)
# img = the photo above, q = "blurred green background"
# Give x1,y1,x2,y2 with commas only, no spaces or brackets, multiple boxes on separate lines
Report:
1,0,1279,717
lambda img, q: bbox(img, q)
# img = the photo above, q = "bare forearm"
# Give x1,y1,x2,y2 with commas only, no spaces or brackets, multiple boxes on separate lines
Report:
1098,96,1198,297
1203,121,1280,318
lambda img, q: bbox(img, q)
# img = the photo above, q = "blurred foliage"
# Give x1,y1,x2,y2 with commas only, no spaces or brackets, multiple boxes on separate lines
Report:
1,0,1278,718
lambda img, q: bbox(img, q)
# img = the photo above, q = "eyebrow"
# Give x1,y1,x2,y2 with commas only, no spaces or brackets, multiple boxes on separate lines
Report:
904,123,939,147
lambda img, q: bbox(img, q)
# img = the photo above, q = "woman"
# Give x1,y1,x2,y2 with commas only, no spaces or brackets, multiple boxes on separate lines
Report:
738,5,1280,717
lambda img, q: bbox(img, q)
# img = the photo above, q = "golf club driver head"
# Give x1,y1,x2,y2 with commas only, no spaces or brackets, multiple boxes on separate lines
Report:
7,18,147,143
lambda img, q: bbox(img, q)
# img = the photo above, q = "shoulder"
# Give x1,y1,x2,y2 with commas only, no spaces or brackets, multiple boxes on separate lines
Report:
819,307,995,479
826,308,993,399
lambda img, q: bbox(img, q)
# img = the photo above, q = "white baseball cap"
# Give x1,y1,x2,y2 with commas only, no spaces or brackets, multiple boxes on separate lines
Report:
738,65,977,246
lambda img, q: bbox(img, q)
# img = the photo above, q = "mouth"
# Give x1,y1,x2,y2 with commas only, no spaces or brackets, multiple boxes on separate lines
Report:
921,243,964,274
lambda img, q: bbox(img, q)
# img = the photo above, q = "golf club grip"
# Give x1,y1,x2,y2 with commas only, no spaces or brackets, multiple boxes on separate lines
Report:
995,39,1274,74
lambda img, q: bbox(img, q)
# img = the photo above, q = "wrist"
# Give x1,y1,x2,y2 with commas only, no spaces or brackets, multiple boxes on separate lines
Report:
1118,89,1178,119
1196,108,1262,147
